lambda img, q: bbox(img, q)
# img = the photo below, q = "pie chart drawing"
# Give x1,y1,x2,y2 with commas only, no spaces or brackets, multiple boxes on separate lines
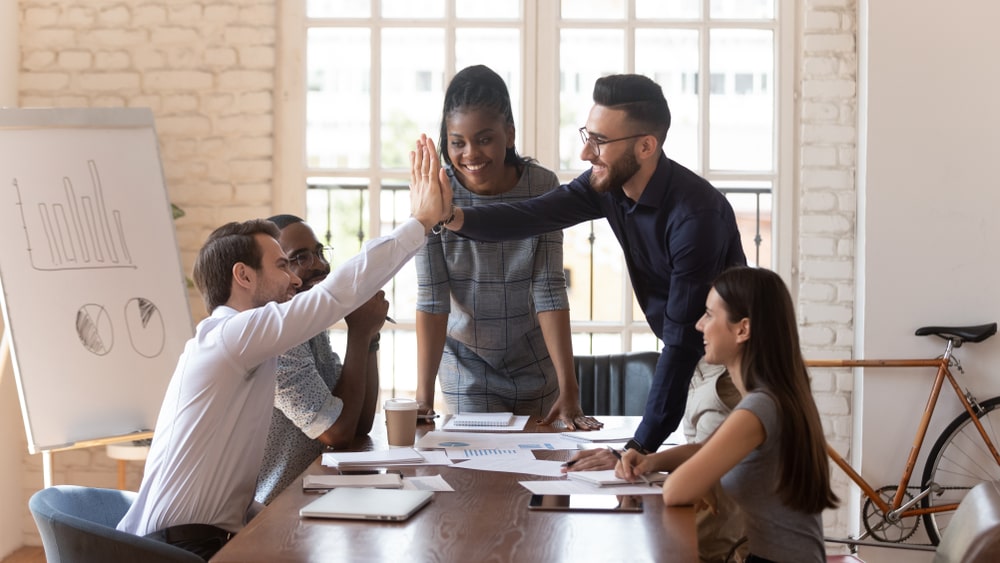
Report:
76,303,113,356
124,297,165,358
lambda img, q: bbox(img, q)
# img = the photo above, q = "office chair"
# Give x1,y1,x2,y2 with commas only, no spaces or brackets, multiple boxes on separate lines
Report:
574,351,659,416
29,485,203,563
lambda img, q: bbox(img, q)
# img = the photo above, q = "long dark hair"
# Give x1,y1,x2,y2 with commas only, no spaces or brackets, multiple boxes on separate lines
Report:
438,64,530,171
713,267,839,513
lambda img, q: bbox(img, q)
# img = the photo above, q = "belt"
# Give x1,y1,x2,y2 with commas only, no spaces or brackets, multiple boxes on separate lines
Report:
146,523,234,544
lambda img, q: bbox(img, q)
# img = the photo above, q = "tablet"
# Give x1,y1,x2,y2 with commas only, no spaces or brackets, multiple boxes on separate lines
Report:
527,494,643,512
300,487,433,521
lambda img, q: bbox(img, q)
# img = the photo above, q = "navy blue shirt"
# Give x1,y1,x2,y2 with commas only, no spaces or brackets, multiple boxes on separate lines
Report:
458,154,746,450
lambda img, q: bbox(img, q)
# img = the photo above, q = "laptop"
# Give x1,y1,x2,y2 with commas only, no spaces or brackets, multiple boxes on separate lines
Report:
299,487,434,521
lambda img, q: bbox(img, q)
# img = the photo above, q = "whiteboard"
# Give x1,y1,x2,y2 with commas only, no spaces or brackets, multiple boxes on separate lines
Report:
0,108,193,453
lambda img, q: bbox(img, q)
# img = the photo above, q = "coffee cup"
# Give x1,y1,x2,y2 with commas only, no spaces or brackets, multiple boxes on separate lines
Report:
384,398,419,447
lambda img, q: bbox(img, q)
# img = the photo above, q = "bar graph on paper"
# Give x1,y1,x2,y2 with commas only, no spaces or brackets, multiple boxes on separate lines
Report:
12,159,135,271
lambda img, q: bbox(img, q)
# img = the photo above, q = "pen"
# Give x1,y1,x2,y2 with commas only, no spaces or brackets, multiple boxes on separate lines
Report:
560,459,578,468
607,446,653,487
417,414,439,420
385,316,396,324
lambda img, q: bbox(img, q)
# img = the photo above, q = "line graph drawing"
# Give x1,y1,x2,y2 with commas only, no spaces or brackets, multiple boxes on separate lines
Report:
13,159,135,271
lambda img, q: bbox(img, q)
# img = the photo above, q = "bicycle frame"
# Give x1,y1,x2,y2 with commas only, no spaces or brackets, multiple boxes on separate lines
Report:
807,339,1000,521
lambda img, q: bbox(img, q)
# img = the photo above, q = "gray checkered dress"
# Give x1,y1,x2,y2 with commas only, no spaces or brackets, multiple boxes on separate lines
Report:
416,162,570,415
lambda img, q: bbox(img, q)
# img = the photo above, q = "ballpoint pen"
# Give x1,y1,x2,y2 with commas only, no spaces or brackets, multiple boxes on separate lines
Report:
607,446,653,486
385,316,396,324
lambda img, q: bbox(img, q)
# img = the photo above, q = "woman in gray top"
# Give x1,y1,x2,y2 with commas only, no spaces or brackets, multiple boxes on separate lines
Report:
414,65,600,431
616,267,838,563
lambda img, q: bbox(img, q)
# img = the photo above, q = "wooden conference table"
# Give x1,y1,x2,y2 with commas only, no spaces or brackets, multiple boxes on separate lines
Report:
212,416,697,563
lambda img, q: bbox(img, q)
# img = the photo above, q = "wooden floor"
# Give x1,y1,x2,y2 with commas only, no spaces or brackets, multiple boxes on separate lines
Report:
1,547,44,563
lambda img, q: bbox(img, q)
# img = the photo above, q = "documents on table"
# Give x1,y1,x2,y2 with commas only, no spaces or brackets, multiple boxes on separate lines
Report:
303,473,402,491
452,455,566,477
402,474,455,492
321,448,453,468
442,414,529,432
565,469,666,487
519,479,664,496
415,431,581,451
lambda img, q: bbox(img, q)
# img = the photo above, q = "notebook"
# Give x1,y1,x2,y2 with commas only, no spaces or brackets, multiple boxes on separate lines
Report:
299,487,434,521
566,469,666,487
448,412,514,427
302,473,402,491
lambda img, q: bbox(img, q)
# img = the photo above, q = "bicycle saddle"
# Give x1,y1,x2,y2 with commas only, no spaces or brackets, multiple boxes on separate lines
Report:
915,323,997,343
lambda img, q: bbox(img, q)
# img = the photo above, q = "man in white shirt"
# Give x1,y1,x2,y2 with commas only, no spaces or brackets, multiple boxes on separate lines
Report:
117,156,450,559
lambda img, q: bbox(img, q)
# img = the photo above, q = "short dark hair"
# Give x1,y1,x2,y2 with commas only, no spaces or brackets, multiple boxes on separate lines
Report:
438,64,530,169
192,219,280,312
267,214,304,230
592,74,671,148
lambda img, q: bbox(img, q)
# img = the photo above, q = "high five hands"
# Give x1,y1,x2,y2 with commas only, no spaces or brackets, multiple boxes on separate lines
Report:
409,135,454,233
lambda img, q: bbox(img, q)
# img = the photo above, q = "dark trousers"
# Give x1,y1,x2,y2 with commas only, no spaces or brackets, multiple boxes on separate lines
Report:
146,523,234,561
746,555,778,563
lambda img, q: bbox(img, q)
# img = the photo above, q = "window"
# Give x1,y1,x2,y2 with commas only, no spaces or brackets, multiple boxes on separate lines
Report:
278,0,785,398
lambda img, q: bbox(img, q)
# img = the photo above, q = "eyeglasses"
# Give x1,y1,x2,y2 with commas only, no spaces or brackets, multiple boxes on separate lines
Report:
288,246,333,269
578,127,649,157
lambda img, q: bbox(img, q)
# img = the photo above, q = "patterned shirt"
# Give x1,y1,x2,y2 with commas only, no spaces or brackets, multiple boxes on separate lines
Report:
416,162,569,415
255,333,343,504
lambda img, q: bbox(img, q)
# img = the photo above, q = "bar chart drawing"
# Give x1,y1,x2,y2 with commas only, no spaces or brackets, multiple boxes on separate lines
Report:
13,159,135,271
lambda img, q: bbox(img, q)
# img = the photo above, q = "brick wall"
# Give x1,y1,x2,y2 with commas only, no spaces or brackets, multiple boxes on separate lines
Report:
797,0,859,538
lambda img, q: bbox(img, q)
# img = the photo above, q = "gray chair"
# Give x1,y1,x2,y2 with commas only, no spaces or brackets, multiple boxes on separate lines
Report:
29,485,203,563
574,351,659,416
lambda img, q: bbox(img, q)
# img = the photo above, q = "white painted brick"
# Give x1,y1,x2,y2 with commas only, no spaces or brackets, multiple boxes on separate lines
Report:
807,0,852,9
799,281,836,302
216,114,272,135
162,94,199,113
815,394,850,416
133,5,168,26
802,168,853,190
230,159,272,181
205,47,238,67
802,78,856,99
144,70,213,90
802,56,838,76
240,45,275,69
800,259,854,280
803,33,855,54
92,96,126,107
218,70,273,90
94,51,130,69
22,50,56,70
57,50,93,70
238,91,273,113
52,95,89,106
218,205,273,224
802,124,856,144
834,191,857,212
77,72,141,91
151,27,202,45
91,28,149,47
156,115,212,136
801,101,839,122
802,146,838,167
98,5,131,26
28,29,76,47
800,325,837,347
168,4,203,24
799,236,836,256
223,26,275,46
132,48,166,69
19,72,70,91
234,182,273,203
241,5,277,26
204,6,239,22
129,95,162,111
811,370,834,392
801,191,838,211
838,146,856,166
23,7,60,27
836,238,855,256
235,137,273,157
799,213,853,235
802,303,853,325
804,10,842,30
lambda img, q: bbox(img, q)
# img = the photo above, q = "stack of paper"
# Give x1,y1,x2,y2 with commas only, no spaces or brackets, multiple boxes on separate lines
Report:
322,448,425,468
302,473,402,491
442,414,529,432
566,469,665,487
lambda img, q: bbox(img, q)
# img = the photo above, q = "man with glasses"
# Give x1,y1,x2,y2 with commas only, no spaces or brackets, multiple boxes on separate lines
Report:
416,73,746,469
253,214,389,504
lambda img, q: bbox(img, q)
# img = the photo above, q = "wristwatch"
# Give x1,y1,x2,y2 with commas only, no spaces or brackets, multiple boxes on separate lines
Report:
623,438,651,455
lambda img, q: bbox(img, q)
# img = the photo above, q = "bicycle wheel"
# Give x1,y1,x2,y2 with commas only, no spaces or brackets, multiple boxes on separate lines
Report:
921,395,1000,544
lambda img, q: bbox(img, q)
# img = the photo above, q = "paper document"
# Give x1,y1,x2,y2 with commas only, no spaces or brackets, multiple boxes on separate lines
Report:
322,448,424,467
416,431,581,451
519,479,663,496
442,414,529,432
452,456,566,477
402,475,455,492
302,473,402,491
566,469,666,487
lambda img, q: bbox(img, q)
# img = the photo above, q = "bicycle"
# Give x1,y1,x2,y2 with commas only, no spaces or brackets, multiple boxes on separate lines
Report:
806,322,1000,546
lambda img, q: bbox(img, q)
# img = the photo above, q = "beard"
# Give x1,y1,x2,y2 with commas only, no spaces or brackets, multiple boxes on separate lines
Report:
589,146,640,193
